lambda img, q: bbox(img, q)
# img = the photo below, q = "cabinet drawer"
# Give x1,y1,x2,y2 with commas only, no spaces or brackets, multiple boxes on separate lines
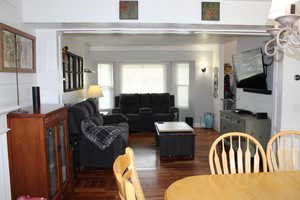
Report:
221,120,234,134
233,119,245,129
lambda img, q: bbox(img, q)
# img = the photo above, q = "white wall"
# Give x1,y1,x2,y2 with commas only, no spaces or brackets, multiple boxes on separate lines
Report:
0,0,36,108
224,40,237,64
0,1,35,199
22,0,270,26
212,44,224,131
35,30,61,104
62,37,96,104
280,53,300,130
89,47,216,126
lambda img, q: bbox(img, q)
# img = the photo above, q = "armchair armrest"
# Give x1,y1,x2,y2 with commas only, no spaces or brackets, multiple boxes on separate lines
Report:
139,107,153,114
103,113,128,125
170,107,179,121
112,107,121,114
170,107,179,113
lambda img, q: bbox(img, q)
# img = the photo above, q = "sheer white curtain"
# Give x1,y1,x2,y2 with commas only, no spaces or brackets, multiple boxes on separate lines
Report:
120,64,167,93
98,64,114,110
174,63,190,108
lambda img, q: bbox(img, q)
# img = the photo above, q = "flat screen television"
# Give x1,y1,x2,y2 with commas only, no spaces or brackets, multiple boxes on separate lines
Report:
233,48,271,94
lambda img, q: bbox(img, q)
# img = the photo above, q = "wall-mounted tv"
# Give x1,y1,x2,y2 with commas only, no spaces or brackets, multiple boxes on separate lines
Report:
233,48,271,95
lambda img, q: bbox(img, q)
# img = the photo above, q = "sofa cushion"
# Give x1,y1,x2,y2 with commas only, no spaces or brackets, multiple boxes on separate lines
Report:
120,94,140,113
140,93,151,107
151,93,170,113
126,113,140,122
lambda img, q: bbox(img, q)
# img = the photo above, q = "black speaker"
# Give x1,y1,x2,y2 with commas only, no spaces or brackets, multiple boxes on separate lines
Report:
32,86,40,113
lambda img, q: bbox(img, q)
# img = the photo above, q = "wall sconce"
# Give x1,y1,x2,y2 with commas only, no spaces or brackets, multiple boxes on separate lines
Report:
201,68,207,73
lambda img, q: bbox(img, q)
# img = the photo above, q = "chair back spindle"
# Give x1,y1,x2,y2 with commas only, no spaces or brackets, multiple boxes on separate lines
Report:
209,132,267,175
267,130,300,172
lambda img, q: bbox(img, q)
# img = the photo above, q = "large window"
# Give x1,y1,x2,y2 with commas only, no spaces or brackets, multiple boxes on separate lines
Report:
174,63,190,108
120,64,167,93
98,64,114,110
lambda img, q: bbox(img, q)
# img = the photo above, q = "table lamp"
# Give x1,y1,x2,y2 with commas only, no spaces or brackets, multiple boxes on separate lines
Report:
87,85,104,99
87,85,104,110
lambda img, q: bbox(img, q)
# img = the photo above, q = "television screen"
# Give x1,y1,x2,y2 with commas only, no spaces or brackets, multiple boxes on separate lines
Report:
233,48,264,82
233,48,267,89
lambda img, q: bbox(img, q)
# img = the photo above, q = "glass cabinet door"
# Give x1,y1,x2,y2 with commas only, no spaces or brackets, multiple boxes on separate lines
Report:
46,127,58,198
59,121,68,185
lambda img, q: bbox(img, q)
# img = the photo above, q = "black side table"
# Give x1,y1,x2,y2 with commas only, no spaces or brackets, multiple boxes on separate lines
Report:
185,117,194,128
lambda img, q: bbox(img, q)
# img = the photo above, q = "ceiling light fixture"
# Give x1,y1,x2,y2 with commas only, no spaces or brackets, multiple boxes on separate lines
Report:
264,0,300,56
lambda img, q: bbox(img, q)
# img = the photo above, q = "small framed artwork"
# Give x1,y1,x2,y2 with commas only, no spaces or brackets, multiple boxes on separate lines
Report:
16,35,34,72
119,1,138,20
202,2,220,21
0,23,36,73
2,30,17,72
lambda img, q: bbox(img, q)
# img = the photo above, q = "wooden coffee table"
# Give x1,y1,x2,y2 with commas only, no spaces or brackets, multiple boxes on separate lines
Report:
154,122,195,160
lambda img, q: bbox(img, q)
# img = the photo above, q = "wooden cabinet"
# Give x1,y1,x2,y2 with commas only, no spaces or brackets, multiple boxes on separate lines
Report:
220,110,271,148
7,105,73,200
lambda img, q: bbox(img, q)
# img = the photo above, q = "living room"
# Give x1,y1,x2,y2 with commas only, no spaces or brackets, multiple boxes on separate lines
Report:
1,0,300,200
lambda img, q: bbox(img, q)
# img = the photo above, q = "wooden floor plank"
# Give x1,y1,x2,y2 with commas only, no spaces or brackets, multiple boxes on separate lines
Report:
72,128,219,200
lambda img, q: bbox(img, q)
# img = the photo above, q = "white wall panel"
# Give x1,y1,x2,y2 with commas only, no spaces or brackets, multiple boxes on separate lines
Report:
36,30,61,104
0,106,19,200
280,53,300,130
0,0,36,108
22,0,270,26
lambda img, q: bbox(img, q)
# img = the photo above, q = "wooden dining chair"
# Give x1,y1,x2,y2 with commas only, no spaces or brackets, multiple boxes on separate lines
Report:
124,171,137,200
266,130,300,172
209,132,267,175
113,147,145,200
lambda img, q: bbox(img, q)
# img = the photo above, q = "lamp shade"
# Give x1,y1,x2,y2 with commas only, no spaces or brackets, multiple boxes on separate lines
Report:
87,85,104,98
268,0,299,19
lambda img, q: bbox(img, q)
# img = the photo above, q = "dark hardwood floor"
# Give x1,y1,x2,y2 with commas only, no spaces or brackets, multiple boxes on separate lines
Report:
72,128,220,200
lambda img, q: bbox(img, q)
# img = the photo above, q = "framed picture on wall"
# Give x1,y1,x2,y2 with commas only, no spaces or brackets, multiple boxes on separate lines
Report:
119,1,138,20
2,30,17,71
202,2,220,21
0,23,36,73
17,35,34,71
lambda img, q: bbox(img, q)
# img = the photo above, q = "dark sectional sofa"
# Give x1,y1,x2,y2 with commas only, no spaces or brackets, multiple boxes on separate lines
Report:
68,98,129,170
112,93,179,132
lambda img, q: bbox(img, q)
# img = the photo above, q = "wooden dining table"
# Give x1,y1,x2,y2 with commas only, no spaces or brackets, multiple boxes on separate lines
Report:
165,171,300,200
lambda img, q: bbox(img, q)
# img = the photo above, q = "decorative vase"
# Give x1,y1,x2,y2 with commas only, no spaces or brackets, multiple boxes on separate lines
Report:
204,113,214,128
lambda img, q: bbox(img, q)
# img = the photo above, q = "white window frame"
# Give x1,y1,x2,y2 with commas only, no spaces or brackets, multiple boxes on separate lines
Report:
119,62,168,94
98,63,114,111
173,62,191,109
